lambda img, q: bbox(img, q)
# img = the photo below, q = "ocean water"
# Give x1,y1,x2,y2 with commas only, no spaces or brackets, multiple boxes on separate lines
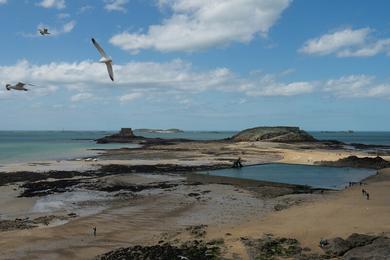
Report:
0,131,139,164
205,163,375,189
0,130,389,164
309,131,390,146
132,130,236,140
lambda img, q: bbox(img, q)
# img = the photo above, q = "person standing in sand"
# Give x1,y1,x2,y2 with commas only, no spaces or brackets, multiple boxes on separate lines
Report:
93,227,96,236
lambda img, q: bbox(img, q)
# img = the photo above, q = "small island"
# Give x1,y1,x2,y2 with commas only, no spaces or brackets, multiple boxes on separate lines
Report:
230,126,316,142
96,126,317,144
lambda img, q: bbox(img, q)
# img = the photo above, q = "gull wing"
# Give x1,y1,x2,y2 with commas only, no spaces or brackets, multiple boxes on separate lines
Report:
92,38,109,59
105,62,114,81
16,82,26,88
18,82,36,87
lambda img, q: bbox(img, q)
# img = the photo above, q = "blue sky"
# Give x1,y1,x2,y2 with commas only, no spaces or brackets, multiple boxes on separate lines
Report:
0,0,390,131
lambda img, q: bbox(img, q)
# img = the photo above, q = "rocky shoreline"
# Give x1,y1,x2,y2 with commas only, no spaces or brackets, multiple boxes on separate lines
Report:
1,128,390,259
316,155,390,169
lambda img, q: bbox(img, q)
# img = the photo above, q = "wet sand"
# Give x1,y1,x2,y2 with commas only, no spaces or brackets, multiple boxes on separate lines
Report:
0,140,388,259
203,168,390,258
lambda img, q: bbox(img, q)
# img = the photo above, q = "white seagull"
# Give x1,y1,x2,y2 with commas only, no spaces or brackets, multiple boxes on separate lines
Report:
5,82,35,91
38,28,50,36
91,38,114,81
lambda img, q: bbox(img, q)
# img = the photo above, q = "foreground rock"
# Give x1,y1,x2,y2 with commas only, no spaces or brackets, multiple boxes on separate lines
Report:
97,240,220,260
317,156,390,169
0,214,77,232
242,234,326,259
321,233,390,259
230,126,316,143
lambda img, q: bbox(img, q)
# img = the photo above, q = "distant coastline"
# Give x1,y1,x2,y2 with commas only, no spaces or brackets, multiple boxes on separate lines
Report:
320,130,354,133
135,128,184,134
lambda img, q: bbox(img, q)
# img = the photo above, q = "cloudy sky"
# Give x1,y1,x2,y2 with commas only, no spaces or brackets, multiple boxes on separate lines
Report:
1,0,389,131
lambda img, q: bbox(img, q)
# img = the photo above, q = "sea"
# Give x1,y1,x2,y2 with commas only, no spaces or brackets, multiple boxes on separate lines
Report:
204,163,375,190
0,130,389,164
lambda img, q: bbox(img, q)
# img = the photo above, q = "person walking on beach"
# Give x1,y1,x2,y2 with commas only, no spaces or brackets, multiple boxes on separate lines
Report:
93,226,97,236
362,189,366,195
232,157,243,168
366,193,370,200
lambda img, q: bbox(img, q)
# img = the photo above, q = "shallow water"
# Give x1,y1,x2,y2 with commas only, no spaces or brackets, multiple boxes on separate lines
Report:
31,189,112,217
205,163,375,189
309,131,390,146
1,130,389,163
0,131,139,163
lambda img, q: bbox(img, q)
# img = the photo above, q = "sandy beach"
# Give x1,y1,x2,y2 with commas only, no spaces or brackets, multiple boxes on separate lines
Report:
0,138,389,259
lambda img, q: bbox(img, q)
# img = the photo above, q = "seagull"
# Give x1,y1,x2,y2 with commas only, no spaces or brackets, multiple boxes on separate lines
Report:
91,38,114,81
38,28,50,36
5,82,36,91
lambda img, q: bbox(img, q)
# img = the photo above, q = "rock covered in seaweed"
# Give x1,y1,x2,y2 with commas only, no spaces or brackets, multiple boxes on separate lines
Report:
317,156,390,169
96,128,143,143
230,126,316,143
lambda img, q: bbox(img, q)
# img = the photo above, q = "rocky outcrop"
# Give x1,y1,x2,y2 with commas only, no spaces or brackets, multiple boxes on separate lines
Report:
96,128,143,143
242,235,326,259
230,126,316,143
321,233,390,259
97,240,221,260
317,156,390,169
344,236,390,259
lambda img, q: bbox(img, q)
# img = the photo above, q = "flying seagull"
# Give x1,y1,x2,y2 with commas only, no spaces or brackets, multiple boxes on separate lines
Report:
91,38,114,81
38,28,50,36
5,82,35,91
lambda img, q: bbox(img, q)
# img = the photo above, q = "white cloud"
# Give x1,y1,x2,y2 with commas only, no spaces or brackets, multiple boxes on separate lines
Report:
32,20,76,37
37,0,65,9
0,0,7,5
324,75,390,98
337,39,390,57
110,0,291,53
238,74,315,97
2,60,390,102
62,20,76,33
119,92,143,103
104,0,129,13
300,28,370,56
58,13,70,19
71,92,95,102
78,5,94,14
300,27,390,57
0,59,316,101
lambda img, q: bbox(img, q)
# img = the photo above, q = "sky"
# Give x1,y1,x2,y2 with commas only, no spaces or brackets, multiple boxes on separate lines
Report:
0,0,390,131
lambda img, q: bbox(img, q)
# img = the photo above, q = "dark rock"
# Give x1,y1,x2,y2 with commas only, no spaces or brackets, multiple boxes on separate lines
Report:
96,128,141,143
343,237,390,260
242,235,305,259
345,233,379,248
230,126,316,143
19,179,82,197
93,182,178,193
188,193,201,197
322,237,351,256
100,164,224,174
97,240,220,260
186,225,208,238
317,156,390,169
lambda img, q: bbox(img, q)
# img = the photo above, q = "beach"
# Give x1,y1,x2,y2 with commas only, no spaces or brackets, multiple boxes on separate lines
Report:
0,133,390,259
